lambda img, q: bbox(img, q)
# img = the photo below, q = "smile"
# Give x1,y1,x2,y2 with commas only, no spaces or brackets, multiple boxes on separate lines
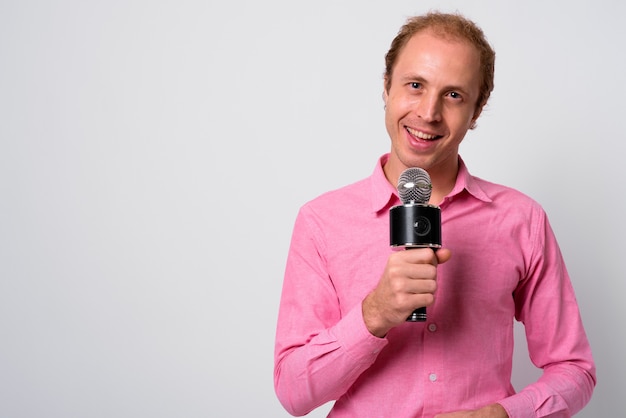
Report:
406,126,440,141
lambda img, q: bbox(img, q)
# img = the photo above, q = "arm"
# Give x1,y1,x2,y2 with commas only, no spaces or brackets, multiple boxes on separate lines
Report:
499,211,596,417
273,209,388,416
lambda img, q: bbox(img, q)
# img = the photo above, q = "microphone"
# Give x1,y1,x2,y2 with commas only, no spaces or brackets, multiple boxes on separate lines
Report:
389,168,442,322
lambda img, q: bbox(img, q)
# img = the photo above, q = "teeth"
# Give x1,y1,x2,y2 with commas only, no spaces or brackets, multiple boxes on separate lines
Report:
407,127,437,140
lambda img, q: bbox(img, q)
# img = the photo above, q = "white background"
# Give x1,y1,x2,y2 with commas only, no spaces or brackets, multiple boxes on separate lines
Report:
1,1,623,417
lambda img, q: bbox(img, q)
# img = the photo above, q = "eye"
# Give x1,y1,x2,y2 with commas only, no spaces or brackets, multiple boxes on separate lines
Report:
410,82,422,89
449,91,462,100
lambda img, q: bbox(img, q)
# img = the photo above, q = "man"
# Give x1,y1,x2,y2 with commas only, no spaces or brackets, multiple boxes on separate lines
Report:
274,12,595,418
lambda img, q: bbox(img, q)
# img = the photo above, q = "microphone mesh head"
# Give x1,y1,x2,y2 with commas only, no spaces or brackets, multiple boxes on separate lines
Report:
397,167,432,204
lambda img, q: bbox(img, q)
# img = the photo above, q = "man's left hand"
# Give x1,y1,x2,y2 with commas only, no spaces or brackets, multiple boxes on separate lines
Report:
434,403,508,418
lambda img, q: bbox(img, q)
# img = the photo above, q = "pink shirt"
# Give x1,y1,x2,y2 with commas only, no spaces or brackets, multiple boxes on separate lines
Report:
274,155,595,418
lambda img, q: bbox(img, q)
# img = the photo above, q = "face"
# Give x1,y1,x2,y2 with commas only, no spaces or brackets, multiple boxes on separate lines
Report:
383,30,482,184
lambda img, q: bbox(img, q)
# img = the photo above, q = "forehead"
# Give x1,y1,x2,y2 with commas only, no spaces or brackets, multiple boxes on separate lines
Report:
393,30,482,93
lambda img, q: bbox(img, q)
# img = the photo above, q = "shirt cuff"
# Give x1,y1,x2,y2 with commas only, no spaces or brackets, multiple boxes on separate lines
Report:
331,302,389,363
497,391,535,418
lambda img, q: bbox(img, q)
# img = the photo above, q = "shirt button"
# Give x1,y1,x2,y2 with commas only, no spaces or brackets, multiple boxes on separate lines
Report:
429,373,437,382
428,323,437,332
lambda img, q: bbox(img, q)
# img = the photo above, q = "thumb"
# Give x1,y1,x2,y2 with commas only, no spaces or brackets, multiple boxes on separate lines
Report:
436,248,452,264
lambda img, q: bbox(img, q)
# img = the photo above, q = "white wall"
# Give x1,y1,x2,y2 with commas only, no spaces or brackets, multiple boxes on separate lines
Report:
0,1,622,417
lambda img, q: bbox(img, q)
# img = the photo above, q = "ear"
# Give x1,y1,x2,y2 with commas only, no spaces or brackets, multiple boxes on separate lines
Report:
382,77,389,106
470,103,484,130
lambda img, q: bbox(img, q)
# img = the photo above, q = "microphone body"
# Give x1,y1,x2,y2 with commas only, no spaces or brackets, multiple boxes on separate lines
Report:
389,204,441,250
390,168,442,322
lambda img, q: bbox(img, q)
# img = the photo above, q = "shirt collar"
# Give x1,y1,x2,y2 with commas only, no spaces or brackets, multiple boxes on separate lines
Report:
447,157,492,204
370,154,398,213
369,154,492,214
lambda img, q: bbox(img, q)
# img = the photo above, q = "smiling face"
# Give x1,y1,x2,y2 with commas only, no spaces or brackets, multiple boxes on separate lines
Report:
383,29,483,187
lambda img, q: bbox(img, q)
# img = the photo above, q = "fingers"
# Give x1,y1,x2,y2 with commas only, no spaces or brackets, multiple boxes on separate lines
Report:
392,247,452,267
363,247,451,337
388,253,438,285
392,247,439,265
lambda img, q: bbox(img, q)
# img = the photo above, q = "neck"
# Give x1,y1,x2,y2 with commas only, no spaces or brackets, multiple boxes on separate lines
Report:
429,175,456,205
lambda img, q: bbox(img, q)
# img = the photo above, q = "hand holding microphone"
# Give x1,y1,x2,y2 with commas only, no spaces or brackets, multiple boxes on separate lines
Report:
363,168,449,336
390,167,444,322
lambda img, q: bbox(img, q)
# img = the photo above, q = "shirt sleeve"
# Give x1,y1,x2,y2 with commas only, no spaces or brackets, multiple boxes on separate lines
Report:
274,207,388,416
498,209,596,418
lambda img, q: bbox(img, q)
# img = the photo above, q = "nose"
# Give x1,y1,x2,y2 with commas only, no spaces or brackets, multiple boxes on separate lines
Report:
415,93,442,123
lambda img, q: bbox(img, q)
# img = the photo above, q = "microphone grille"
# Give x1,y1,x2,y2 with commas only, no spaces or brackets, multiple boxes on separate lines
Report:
397,167,432,204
